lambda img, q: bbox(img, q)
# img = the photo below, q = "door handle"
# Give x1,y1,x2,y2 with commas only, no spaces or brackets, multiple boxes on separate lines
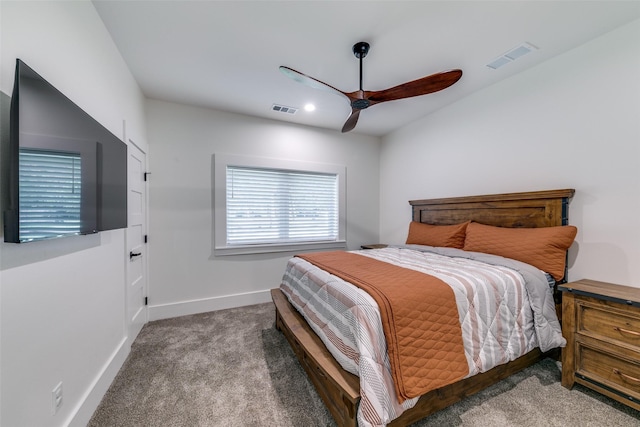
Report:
130,251,142,260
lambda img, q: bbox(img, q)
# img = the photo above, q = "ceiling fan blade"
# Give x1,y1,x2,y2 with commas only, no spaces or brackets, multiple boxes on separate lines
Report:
341,108,361,133
279,66,346,98
367,69,463,104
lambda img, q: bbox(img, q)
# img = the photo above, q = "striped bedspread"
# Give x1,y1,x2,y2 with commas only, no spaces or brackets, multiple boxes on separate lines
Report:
280,245,564,427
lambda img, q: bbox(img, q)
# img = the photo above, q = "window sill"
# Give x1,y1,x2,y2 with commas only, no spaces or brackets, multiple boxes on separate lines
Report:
214,240,347,256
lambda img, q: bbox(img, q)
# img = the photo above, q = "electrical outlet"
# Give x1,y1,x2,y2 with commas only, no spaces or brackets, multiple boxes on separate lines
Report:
52,382,63,415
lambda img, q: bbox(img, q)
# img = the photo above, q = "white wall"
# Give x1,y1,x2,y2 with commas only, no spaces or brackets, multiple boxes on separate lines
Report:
0,2,147,426
1,2,636,426
380,19,640,287
145,100,380,319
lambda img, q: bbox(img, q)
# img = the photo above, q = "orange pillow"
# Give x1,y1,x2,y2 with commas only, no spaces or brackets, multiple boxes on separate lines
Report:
406,221,469,249
463,222,577,281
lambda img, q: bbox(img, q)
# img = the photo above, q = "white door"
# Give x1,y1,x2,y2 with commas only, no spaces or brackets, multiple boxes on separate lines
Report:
127,142,147,341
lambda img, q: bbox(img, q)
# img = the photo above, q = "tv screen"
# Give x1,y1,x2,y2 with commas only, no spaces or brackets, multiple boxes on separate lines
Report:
2,59,127,243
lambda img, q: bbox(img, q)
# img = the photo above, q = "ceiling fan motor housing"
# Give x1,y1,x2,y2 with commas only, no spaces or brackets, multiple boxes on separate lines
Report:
353,42,370,58
352,98,370,109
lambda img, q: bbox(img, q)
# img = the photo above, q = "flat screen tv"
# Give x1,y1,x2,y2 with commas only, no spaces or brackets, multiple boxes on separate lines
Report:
2,59,127,243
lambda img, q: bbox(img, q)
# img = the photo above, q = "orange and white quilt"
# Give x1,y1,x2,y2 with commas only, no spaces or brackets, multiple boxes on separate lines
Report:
280,245,564,427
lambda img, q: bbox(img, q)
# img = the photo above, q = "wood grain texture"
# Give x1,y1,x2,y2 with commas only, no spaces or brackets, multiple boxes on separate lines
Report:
561,291,577,388
410,189,574,228
272,289,359,427
560,279,640,305
561,279,640,411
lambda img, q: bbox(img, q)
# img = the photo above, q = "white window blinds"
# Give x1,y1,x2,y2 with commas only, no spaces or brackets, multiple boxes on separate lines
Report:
19,150,82,241
226,166,339,245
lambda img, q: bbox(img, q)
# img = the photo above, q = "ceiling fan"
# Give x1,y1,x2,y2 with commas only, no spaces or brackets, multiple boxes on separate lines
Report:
280,41,463,133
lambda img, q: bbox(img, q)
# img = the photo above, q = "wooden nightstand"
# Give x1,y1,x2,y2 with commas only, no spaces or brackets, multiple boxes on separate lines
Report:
360,244,388,250
559,279,640,411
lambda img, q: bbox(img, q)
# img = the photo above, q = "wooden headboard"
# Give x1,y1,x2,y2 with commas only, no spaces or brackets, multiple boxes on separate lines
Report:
409,189,575,228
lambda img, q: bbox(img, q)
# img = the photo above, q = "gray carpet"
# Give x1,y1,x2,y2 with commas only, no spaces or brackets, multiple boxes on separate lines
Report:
88,302,639,427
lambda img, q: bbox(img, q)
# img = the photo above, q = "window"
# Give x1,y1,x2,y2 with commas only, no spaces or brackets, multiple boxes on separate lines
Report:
18,149,82,241
214,154,346,255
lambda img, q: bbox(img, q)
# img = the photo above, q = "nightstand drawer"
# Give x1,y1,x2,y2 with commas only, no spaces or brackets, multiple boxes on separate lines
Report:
578,301,640,349
577,342,640,399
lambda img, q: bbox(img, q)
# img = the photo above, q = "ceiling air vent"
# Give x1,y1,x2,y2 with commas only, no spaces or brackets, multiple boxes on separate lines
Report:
487,42,538,70
272,104,297,114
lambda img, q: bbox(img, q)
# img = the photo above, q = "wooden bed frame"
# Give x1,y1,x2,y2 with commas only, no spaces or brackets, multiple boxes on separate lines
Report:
271,189,575,427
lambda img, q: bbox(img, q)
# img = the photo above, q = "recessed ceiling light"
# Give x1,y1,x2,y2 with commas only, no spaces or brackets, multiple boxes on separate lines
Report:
304,103,316,112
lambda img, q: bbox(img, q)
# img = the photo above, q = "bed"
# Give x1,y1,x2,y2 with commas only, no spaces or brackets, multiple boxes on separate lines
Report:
271,189,576,427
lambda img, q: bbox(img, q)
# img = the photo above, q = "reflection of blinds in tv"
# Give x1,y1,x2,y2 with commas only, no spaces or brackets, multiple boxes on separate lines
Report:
18,149,82,241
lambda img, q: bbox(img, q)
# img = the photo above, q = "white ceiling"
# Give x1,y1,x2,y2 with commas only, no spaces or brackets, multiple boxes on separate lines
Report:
92,1,640,137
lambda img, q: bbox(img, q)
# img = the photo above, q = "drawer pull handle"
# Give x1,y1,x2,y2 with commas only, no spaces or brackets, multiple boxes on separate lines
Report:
613,369,640,384
613,326,640,337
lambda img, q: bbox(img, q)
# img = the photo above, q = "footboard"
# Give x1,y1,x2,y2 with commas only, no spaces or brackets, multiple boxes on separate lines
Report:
272,287,546,427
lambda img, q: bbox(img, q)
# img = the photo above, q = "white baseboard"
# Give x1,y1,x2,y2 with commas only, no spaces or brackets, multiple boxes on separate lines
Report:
67,337,130,427
60,290,272,426
148,289,273,322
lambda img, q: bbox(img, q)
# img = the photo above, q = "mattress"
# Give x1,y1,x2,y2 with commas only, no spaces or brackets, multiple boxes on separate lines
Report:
280,245,565,427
